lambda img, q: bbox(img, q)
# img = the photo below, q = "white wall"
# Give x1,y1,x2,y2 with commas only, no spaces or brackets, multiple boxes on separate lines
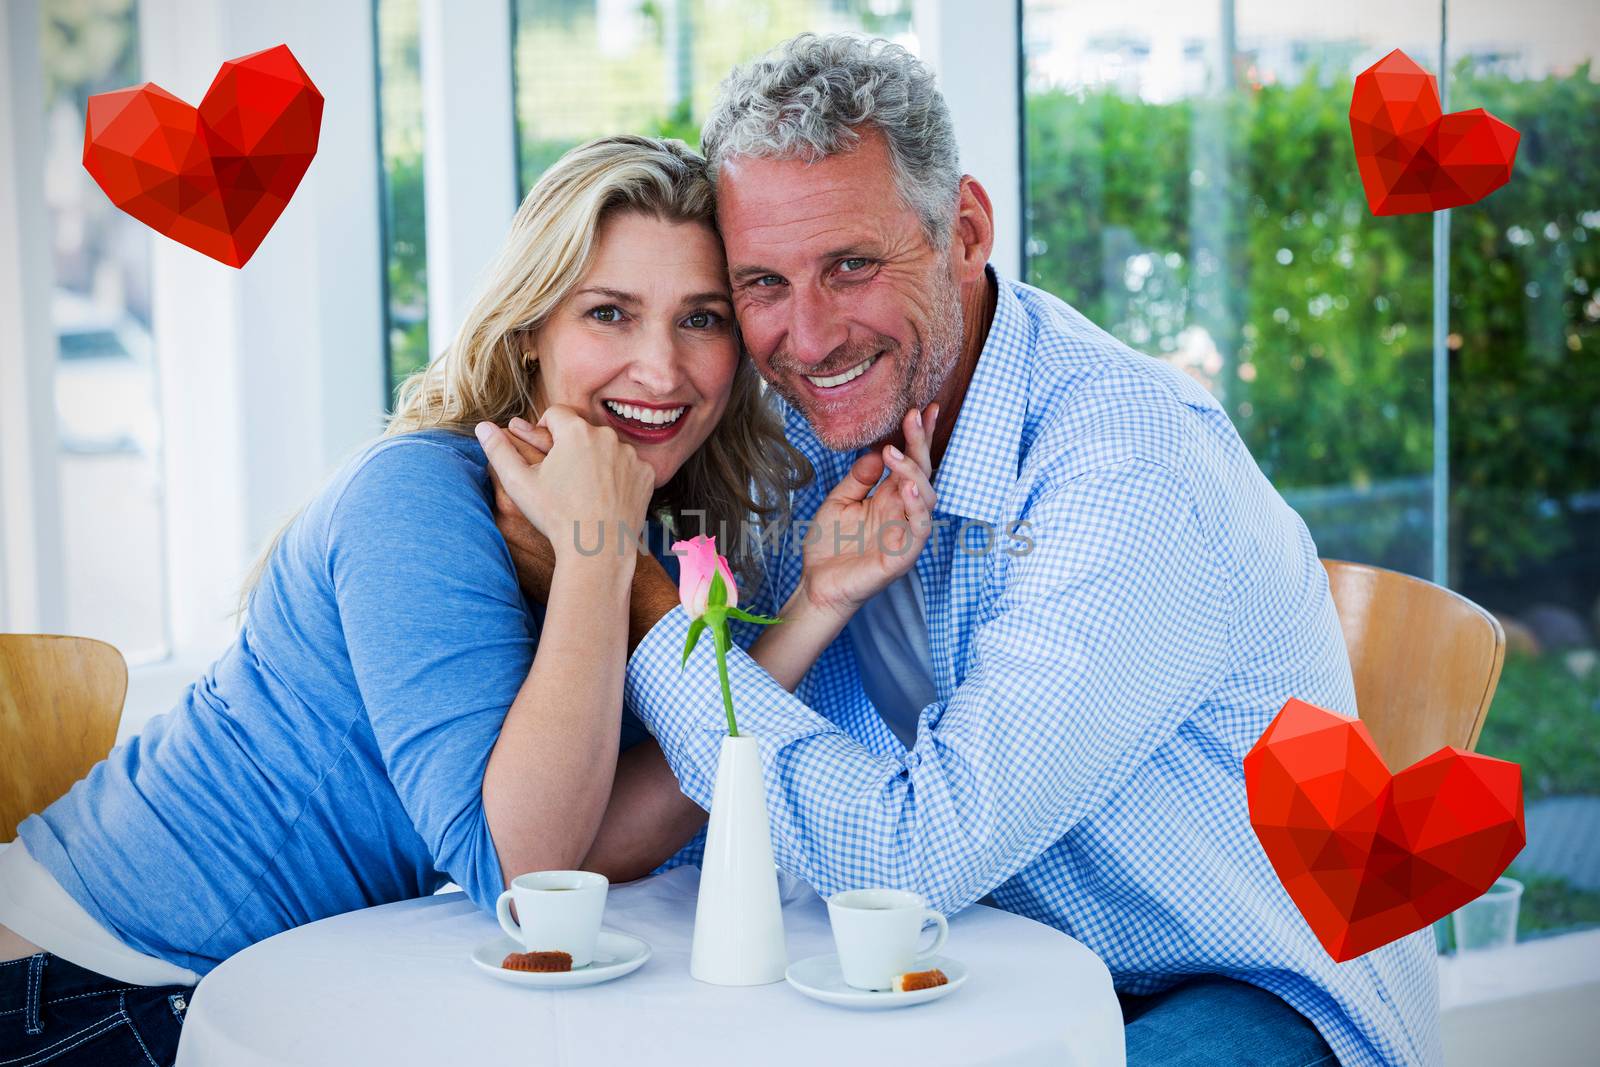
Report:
139,0,387,656
1440,930,1600,1067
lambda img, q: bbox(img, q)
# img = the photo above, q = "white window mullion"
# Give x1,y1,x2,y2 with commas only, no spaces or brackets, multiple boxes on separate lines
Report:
0,0,67,634
914,0,1023,279
420,0,517,359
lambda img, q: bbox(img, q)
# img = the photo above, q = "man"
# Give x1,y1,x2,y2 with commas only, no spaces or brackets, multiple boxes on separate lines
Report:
499,33,1437,1067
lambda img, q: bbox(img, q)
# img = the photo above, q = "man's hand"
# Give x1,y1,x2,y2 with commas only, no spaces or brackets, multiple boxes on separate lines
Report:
627,553,682,654
489,418,557,604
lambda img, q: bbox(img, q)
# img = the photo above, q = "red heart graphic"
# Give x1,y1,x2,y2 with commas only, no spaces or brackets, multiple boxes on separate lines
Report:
1349,49,1519,216
1243,698,1524,962
82,44,323,268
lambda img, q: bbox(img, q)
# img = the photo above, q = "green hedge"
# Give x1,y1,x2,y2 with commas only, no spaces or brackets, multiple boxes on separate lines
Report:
1024,63,1599,584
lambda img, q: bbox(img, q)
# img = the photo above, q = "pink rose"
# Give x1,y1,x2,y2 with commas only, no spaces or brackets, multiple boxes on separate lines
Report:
673,533,781,737
673,534,738,619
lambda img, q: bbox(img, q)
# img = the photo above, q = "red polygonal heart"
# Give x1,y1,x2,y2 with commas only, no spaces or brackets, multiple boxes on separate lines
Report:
1244,698,1524,962
1349,49,1519,216
82,44,322,268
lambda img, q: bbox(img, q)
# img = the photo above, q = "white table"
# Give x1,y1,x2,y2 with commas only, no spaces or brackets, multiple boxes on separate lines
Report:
176,867,1125,1066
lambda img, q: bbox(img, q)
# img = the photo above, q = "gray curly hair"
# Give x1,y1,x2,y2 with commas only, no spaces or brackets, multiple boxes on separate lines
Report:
699,33,961,248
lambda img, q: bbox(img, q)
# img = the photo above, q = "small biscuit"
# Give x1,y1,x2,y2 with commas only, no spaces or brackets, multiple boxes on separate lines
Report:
892,968,948,992
502,950,573,973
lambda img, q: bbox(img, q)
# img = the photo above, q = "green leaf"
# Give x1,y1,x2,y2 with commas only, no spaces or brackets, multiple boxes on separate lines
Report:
726,606,782,626
680,616,708,670
708,570,728,610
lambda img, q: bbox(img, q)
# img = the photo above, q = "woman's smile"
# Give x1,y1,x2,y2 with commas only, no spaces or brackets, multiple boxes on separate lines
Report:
599,398,692,443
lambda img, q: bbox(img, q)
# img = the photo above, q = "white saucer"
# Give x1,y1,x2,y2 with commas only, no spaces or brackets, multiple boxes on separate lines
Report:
471,930,651,988
785,954,967,1010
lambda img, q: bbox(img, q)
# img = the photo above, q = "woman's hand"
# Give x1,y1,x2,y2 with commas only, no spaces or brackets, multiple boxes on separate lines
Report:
477,406,655,563
745,404,938,694
796,404,938,623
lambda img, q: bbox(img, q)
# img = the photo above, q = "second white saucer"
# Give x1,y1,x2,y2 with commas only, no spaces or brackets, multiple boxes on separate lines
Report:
785,953,967,1010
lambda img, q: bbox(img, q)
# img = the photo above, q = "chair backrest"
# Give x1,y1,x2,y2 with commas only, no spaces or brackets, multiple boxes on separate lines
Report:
1321,560,1505,770
0,635,127,840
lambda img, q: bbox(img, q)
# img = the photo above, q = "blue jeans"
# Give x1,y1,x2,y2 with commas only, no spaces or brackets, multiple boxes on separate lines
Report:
0,953,190,1066
1122,977,1337,1066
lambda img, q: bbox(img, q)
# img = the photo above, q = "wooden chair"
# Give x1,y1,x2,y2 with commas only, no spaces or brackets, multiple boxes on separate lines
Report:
0,635,127,840
1321,560,1506,770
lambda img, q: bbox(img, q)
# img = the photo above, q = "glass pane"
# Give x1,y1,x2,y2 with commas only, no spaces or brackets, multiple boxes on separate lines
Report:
377,0,429,405
512,0,917,191
1022,0,1440,574
41,0,168,663
1445,0,1600,940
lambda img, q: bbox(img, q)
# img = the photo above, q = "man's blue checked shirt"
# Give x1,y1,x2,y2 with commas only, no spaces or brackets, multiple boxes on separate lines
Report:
625,270,1440,1066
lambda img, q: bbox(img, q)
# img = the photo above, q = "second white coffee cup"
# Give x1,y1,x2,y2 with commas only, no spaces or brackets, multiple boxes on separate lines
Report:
826,887,949,991
496,870,608,967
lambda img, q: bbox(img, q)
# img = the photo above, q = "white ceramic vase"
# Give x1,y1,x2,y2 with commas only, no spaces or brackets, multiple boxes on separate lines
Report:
689,734,788,985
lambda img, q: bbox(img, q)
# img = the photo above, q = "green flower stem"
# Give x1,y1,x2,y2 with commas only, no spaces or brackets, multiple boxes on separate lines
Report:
711,612,738,737
679,569,780,737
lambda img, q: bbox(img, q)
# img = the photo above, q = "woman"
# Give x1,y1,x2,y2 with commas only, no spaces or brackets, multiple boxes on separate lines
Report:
0,135,939,1065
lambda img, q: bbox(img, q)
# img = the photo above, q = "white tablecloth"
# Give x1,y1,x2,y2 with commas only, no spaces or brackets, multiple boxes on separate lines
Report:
176,867,1124,1067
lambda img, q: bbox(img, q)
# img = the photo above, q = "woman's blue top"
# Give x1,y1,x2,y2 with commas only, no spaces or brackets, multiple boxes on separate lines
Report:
19,429,660,976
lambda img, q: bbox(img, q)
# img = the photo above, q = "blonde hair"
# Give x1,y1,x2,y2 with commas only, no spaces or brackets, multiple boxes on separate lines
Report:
241,135,809,615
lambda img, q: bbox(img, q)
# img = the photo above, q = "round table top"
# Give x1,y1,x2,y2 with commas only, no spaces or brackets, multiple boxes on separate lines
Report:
176,867,1125,1067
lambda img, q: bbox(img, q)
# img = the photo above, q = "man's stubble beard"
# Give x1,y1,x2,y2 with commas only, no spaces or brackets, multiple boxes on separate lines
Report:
769,267,964,454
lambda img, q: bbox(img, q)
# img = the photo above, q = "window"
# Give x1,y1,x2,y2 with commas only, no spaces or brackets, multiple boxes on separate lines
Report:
511,0,917,190
376,0,429,405
1023,0,1438,577
1022,0,1600,941
40,0,169,663
1445,0,1600,940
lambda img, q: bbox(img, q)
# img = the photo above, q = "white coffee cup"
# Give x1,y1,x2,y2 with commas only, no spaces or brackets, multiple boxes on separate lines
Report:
826,888,950,991
495,870,608,967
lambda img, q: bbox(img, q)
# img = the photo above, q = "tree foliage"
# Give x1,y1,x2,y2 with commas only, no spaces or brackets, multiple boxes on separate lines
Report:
1024,64,1599,585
